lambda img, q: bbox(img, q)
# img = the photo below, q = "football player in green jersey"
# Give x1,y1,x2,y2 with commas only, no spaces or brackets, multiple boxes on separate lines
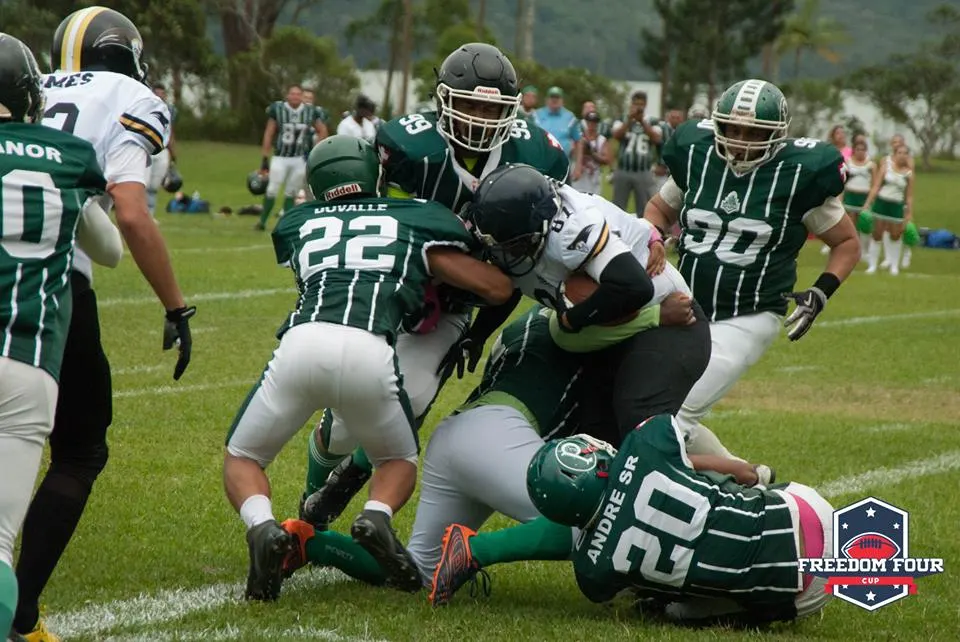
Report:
222,135,512,601
254,84,329,230
300,42,570,534
643,79,860,459
430,416,832,626
0,33,123,638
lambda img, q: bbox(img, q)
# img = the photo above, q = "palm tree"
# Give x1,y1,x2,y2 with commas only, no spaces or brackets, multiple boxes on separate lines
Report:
774,0,847,80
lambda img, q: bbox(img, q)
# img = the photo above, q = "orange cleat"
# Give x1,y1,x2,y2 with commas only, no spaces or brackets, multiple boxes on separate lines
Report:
280,518,316,578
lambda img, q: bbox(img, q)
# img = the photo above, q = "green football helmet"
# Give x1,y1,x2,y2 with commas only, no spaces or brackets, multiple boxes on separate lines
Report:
712,79,790,174
526,435,617,528
306,135,383,201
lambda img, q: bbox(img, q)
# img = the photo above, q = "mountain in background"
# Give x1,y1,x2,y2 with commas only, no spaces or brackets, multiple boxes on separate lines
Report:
210,0,943,81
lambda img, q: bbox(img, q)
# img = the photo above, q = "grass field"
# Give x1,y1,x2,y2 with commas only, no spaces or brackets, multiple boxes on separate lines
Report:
30,141,960,641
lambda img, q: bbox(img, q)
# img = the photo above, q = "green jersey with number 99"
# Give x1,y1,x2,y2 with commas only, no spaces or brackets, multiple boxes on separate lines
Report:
375,111,569,213
572,414,802,614
271,197,476,344
0,122,106,380
662,120,845,321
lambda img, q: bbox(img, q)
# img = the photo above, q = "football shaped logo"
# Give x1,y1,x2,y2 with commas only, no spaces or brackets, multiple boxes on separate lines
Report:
841,532,901,560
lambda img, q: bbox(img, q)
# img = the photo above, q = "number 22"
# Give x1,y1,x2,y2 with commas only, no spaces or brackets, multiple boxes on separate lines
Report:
298,215,399,278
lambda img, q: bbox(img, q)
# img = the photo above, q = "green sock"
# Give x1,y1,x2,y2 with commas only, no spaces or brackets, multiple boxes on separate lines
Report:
351,447,373,474
469,517,574,567
258,196,276,227
306,531,387,585
305,423,348,496
282,196,294,213
0,561,18,637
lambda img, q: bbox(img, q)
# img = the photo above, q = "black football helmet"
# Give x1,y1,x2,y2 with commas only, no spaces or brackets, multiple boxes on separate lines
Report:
434,43,520,153
161,162,183,193
52,7,148,82
462,164,561,276
0,33,44,123
247,171,268,196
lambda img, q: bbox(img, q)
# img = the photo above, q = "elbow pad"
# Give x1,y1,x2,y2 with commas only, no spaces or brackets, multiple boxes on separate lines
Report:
564,253,654,330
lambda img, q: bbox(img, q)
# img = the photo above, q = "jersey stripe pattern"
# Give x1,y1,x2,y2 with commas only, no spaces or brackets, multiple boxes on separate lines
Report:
573,415,801,616
0,123,106,380
462,306,582,436
662,120,844,322
268,101,325,158
616,120,660,173
119,112,164,155
271,198,475,344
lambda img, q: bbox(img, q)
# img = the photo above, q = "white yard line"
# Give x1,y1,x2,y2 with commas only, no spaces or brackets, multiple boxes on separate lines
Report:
114,379,254,398
99,288,287,308
817,309,960,328
858,422,915,434
168,244,272,255
100,624,387,642
819,450,960,499
112,365,166,376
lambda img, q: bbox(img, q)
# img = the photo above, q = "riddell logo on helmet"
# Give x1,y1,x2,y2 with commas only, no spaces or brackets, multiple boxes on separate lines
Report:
474,86,502,96
324,183,361,200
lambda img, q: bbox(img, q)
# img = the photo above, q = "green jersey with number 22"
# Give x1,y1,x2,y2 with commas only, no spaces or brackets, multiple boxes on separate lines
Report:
0,122,106,380
662,120,845,322
572,414,803,617
271,197,476,344
376,111,569,213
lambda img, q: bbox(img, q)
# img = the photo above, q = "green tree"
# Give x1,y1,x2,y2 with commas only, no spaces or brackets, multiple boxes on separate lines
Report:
780,78,843,138
511,60,626,121
774,0,847,80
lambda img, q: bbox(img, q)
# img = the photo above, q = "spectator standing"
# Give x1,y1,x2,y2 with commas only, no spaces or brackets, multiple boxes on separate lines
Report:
611,90,662,212
336,94,378,143
570,111,610,194
533,86,583,182
518,85,538,123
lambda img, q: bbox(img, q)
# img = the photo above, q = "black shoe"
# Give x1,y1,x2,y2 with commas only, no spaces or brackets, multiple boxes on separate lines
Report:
351,509,422,593
301,455,372,530
245,520,294,601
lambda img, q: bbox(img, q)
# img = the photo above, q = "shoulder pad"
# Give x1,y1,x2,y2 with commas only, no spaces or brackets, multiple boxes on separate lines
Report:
119,93,171,155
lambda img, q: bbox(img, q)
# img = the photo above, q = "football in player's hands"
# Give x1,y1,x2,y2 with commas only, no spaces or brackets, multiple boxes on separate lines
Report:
563,273,638,326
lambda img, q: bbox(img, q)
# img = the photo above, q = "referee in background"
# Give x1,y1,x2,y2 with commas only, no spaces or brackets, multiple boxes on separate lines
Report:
611,90,663,213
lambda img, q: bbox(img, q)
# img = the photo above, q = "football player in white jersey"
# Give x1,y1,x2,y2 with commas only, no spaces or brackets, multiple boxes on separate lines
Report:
462,163,711,444
11,8,195,640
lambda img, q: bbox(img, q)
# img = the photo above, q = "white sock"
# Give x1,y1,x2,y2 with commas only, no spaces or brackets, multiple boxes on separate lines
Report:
881,231,893,266
240,494,275,530
888,237,903,271
364,500,393,518
867,238,881,270
902,247,912,267
859,232,871,259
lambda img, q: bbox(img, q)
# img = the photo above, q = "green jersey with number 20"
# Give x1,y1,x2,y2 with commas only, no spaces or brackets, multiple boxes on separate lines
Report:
271,197,476,343
573,414,802,616
0,122,106,380
662,120,845,321
376,111,570,213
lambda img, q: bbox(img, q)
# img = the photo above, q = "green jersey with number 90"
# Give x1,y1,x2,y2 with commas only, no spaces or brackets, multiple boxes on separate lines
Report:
572,414,802,613
662,120,845,321
271,197,476,344
375,111,569,213
0,122,106,380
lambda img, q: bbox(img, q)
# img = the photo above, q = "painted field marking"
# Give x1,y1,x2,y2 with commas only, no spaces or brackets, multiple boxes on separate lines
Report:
817,309,960,328
114,379,253,399
819,450,960,499
99,288,287,308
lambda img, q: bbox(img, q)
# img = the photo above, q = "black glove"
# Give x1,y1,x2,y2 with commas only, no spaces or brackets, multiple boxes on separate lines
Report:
163,306,196,380
437,335,484,380
782,288,826,341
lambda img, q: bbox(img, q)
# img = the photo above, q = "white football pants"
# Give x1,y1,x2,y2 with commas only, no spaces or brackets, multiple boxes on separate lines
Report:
226,322,417,469
266,156,307,198
406,405,543,583
0,357,58,566
676,311,782,456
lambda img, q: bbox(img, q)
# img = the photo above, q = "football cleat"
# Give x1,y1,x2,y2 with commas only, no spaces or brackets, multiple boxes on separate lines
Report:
280,518,316,578
429,523,490,606
350,509,422,593
19,619,59,642
245,520,294,601
301,455,372,531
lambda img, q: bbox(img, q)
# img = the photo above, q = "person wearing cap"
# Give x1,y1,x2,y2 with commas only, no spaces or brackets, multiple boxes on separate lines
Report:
571,111,610,194
533,86,583,182
611,90,663,212
519,85,539,122
336,94,379,143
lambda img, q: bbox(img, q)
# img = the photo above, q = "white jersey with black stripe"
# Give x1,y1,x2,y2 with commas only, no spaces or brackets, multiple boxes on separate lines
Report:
42,70,171,280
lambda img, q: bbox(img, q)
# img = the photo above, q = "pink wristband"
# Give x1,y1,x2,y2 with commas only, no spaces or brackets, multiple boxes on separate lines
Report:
648,226,663,247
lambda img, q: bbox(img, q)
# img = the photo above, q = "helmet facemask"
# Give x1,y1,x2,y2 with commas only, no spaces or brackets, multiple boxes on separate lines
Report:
713,112,789,175
436,83,520,153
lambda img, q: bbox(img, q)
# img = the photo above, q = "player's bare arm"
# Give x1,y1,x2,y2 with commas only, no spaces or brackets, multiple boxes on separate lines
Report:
427,247,514,305
314,120,328,142
818,213,861,282
687,455,761,486
904,172,914,221
260,118,277,173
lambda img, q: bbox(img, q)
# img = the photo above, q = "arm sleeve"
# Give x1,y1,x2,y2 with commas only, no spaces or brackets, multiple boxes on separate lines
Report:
658,176,684,210
77,198,123,268
565,251,655,330
104,143,150,185
118,95,171,156
548,304,659,352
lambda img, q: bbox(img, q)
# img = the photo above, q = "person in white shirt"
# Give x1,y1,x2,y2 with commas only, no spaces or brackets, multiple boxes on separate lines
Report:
336,94,378,143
